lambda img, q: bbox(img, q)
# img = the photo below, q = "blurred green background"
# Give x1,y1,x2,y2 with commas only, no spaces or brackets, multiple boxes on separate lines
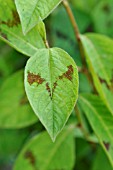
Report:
0,0,113,169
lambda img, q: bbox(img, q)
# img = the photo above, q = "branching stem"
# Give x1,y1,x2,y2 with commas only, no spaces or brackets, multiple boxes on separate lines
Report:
75,106,89,140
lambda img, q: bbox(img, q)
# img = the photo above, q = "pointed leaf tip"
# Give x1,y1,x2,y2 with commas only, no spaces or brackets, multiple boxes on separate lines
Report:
15,0,62,33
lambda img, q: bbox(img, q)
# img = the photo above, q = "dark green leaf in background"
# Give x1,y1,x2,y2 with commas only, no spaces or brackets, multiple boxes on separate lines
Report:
79,94,113,166
81,33,113,115
92,147,113,170
0,129,30,167
0,70,38,128
92,0,113,37
14,125,75,170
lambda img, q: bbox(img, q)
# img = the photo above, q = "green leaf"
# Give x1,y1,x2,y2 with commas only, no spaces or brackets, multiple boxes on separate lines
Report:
14,125,75,170
75,125,98,143
71,0,97,13
0,0,45,56
92,147,113,170
92,0,113,37
0,70,37,128
0,129,30,165
15,0,62,34
0,43,14,79
79,94,113,166
50,5,91,64
81,33,113,115
24,48,79,141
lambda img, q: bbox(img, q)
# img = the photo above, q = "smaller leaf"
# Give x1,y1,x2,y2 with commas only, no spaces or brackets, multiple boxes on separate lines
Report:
0,129,30,164
0,0,45,56
79,94,113,166
0,70,37,128
92,147,113,170
14,125,75,170
81,33,113,115
92,0,113,37
15,0,62,34
24,48,79,141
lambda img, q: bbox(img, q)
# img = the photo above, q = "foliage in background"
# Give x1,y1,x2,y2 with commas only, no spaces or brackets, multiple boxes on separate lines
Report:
0,0,113,169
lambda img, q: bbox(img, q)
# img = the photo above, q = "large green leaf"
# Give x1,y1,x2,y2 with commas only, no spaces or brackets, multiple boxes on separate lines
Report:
0,0,45,56
14,125,75,170
0,70,37,128
92,147,113,170
15,0,62,34
24,48,79,141
79,94,113,166
81,33,113,115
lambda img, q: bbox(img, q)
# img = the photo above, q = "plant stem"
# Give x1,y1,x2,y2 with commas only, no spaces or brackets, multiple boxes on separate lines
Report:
44,39,50,48
75,106,89,140
62,0,96,92
62,0,80,42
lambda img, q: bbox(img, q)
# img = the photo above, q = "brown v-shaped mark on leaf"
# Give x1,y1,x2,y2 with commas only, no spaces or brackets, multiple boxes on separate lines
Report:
27,65,74,100
46,65,74,99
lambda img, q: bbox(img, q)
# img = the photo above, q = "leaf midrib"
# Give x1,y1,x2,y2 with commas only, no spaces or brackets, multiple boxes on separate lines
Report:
79,95,113,166
84,35,110,85
25,0,40,32
48,49,55,140
0,27,37,55
79,95,113,141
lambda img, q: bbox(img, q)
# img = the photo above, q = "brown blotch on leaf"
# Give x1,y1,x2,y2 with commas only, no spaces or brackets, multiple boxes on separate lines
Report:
103,141,110,151
0,32,8,39
46,82,52,98
103,4,111,13
46,82,57,99
20,95,29,105
76,123,82,128
0,28,8,40
52,81,58,93
0,10,20,28
1,33,7,39
59,65,73,81
45,65,74,99
24,150,36,166
27,72,45,85
12,10,20,26
99,77,112,90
